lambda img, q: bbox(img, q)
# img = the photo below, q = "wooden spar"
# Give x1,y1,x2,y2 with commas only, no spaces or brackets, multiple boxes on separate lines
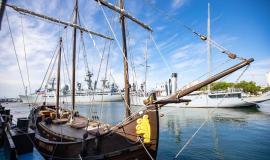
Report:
119,0,130,117
4,3,113,40
56,37,62,118
154,58,254,106
71,0,78,118
97,0,153,117
95,0,153,32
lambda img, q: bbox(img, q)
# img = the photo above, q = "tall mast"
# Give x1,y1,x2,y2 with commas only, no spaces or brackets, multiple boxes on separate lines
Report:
119,0,130,117
71,0,78,116
207,3,212,93
56,37,62,118
96,0,152,117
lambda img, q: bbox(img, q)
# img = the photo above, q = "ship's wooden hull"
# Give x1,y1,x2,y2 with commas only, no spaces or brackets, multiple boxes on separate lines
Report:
33,105,159,160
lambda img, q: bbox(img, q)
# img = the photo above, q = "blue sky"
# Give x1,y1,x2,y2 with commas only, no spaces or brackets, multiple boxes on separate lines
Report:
0,0,270,97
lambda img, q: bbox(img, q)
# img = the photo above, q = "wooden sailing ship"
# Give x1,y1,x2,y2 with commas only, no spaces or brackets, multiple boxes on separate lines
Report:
0,0,254,159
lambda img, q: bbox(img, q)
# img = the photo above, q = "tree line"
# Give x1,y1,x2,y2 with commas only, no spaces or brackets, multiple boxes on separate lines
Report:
200,81,270,95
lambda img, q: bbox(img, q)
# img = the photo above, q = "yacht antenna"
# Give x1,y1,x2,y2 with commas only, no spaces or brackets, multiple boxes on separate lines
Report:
207,3,212,93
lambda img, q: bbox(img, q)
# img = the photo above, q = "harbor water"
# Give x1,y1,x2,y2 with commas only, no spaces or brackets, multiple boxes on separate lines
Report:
2,101,270,160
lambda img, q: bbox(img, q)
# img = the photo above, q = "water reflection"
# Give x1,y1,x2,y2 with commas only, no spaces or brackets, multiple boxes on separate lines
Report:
157,103,270,159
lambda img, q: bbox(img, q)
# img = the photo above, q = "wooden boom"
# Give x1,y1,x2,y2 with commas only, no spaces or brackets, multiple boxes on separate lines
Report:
154,58,254,106
4,2,113,40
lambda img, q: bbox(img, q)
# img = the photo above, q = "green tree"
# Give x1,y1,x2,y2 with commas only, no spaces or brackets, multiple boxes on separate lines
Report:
211,82,233,91
235,81,261,95
198,81,262,95
261,86,270,93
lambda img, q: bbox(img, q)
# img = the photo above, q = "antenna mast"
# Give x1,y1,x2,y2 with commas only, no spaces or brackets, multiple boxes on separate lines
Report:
207,3,212,93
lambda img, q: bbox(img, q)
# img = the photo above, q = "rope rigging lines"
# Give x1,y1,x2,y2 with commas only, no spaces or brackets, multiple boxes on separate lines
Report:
174,64,250,159
143,0,245,61
5,11,28,101
19,14,31,95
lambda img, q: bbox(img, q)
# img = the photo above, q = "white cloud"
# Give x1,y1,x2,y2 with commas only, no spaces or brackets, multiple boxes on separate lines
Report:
0,0,102,97
171,0,186,9
170,42,206,61
240,58,270,86
156,25,166,31
174,58,205,70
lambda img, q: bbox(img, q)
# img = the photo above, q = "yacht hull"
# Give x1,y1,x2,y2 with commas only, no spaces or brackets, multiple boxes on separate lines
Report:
130,93,270,108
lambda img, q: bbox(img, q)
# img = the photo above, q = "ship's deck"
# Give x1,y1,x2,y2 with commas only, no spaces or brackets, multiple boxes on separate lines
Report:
39,116,110,140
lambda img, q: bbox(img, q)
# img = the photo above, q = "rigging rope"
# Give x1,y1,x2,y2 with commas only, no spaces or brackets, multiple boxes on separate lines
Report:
61,40,71,85
19,14,32,95
181,59,232,91
143,0,245,61
98,2,130,71
32,43,59,105
174,64,250,159
78,11,106,123
80,5,133,114
80,32,91,77
6,11,27,98
99,40,112,123
91,39,107,118
150,34,173,74
138,137,154,160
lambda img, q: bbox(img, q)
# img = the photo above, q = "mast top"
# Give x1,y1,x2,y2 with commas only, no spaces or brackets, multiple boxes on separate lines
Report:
96,0,153,32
